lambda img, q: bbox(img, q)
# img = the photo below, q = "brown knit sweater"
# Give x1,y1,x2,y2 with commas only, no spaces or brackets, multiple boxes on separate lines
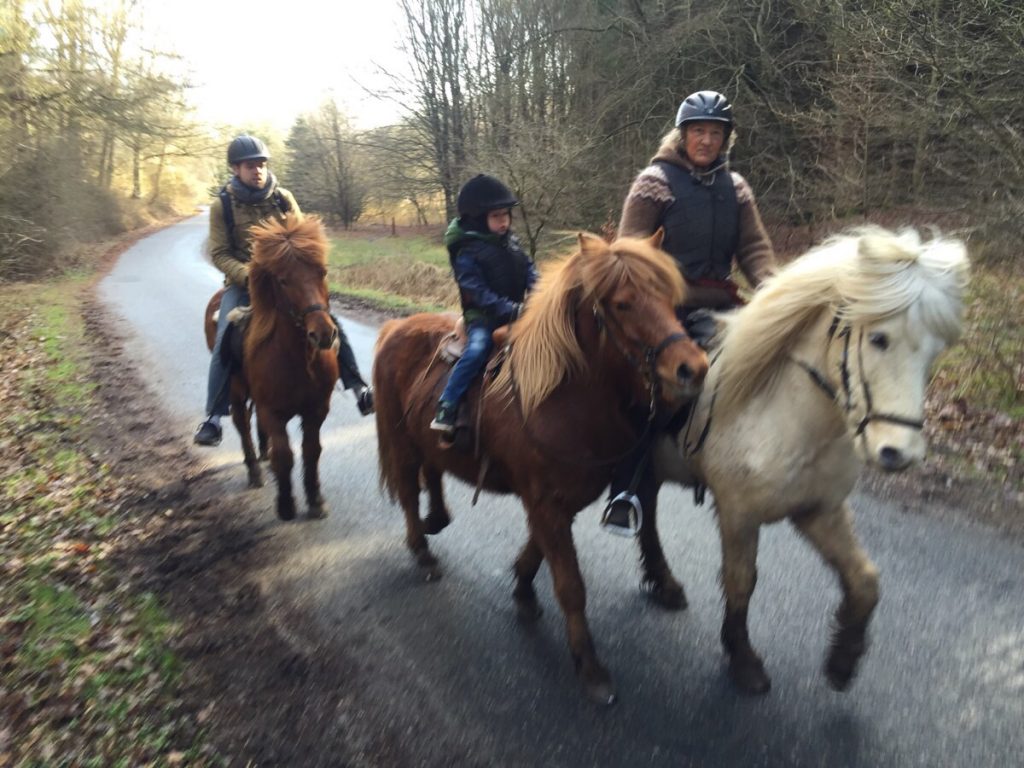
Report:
619,133,776,307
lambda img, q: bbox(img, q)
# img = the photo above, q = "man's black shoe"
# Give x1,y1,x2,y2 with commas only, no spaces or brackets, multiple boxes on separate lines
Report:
356,385,375,416
429,401,457,432
193,419,223,447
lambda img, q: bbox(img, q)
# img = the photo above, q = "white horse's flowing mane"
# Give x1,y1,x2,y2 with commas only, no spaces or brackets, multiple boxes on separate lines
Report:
713,226,970,414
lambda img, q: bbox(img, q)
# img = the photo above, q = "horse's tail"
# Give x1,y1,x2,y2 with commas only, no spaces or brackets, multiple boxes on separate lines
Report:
373,319,407,502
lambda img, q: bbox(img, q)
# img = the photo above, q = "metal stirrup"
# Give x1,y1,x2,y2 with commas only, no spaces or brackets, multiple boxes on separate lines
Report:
601,491,644,537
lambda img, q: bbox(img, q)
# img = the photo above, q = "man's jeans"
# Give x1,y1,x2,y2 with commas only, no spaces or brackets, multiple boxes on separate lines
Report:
439,323,492,406
205,283,249,417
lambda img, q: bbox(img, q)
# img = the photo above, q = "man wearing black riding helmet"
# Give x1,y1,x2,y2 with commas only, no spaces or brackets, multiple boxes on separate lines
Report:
430,174,539,435
193,135,373,447
603,91,778,536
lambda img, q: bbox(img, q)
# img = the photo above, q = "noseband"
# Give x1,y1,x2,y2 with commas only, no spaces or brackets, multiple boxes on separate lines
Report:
796,315,925,435
594,302,692,422
287,302,331,328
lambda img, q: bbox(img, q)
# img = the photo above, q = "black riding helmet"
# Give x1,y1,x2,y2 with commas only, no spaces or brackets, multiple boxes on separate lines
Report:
227,135,270,166
675,91,733,139
456,174,519,220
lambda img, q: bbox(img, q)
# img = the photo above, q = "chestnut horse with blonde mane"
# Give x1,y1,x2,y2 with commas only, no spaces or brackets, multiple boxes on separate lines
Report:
206,214,339,520
373,232,708,704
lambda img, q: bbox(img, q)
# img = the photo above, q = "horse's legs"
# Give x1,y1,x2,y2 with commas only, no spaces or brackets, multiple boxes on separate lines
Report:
397,458,440,579
529,506,614,705
255,407,269,461
718,516,770,694
790,502,880,691
636,477,687,610
512,534,544,620
300,410,328,519
422,466,451,535
230,381,262,488
260,409,295,521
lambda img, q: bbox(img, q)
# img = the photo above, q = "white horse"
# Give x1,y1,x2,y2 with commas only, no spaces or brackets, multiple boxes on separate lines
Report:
651,226,969,694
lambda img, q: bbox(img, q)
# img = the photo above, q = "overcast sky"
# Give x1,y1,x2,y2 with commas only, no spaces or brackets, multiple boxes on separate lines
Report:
136,0,408,130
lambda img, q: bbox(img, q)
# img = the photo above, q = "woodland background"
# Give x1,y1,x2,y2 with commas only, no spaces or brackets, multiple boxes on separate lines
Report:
2,0,1021,409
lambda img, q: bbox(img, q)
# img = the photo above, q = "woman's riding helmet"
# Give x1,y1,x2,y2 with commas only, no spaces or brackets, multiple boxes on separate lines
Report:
456,174,519,219
675,91,733,138
227,135,270,166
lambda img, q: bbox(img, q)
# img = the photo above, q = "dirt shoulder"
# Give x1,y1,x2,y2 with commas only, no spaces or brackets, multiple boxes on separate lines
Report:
79,297,395,765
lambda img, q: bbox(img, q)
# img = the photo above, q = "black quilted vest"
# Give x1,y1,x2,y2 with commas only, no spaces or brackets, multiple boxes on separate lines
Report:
453,235,532,315
655,160,739,281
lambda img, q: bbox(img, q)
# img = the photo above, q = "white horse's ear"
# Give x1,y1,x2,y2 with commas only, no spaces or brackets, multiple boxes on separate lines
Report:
647,227,665,249
578,231,605,257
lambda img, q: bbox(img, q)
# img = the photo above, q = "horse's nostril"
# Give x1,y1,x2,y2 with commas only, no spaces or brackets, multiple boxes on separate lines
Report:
677,363,692,381
879,446,906,470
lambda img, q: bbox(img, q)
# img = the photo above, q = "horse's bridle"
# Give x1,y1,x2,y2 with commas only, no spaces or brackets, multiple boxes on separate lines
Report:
593,301,693,423
795,314,925,436
285,301,331,329
500,303,694,470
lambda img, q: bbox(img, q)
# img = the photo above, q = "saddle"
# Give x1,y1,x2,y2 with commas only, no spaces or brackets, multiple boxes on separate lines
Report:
218,305,252,372
439,317,511,363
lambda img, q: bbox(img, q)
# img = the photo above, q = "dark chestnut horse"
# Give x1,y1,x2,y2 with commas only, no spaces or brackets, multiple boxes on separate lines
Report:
373,231,709,704
212,214,339,520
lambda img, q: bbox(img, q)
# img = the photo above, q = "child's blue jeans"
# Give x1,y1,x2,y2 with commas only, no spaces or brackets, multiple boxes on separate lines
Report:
439,322,493,407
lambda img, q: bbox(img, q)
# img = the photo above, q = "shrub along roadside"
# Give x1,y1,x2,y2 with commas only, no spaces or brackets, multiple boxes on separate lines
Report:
0,279,214,765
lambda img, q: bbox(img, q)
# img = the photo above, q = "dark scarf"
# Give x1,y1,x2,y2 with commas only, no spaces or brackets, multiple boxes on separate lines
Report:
229,170,278,204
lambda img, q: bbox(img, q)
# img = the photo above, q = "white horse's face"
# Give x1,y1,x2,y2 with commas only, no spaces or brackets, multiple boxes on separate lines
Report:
847,312,947,471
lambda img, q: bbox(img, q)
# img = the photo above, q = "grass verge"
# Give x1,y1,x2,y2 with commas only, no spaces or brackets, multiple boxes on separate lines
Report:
0,279,213,765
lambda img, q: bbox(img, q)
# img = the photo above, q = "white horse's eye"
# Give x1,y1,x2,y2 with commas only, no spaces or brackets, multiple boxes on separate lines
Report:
869,332,889,350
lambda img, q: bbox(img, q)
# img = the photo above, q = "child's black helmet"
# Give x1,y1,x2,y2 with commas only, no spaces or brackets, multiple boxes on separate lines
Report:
227,135,270,165
675,91,733,136
456,174,519,219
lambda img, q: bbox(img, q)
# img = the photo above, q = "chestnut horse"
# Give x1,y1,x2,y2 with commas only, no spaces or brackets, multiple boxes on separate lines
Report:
651,227,969,694
222,214,339,520
373,232,709,704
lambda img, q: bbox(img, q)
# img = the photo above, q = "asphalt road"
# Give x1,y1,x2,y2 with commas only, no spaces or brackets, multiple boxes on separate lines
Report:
99,215,1024,768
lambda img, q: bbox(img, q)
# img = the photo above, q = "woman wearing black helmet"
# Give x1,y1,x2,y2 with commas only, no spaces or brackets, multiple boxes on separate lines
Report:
430,174,539,435
619,90,776,314
194,135,373,447
602,91,777,536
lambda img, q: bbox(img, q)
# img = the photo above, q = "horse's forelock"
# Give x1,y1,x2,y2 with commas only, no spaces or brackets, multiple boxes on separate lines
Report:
251,214,328,271
839,229,968,342
585,237,684,306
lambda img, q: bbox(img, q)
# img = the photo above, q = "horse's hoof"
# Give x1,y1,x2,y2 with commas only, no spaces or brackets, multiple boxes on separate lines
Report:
307,504,328,520
583,676,617,706
514,594,542,622
825,650,860,691
729,656,771,695
416,549,442,581
248,472,264,489
277,499,297,521
641,577,688,611
423,512,451,535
